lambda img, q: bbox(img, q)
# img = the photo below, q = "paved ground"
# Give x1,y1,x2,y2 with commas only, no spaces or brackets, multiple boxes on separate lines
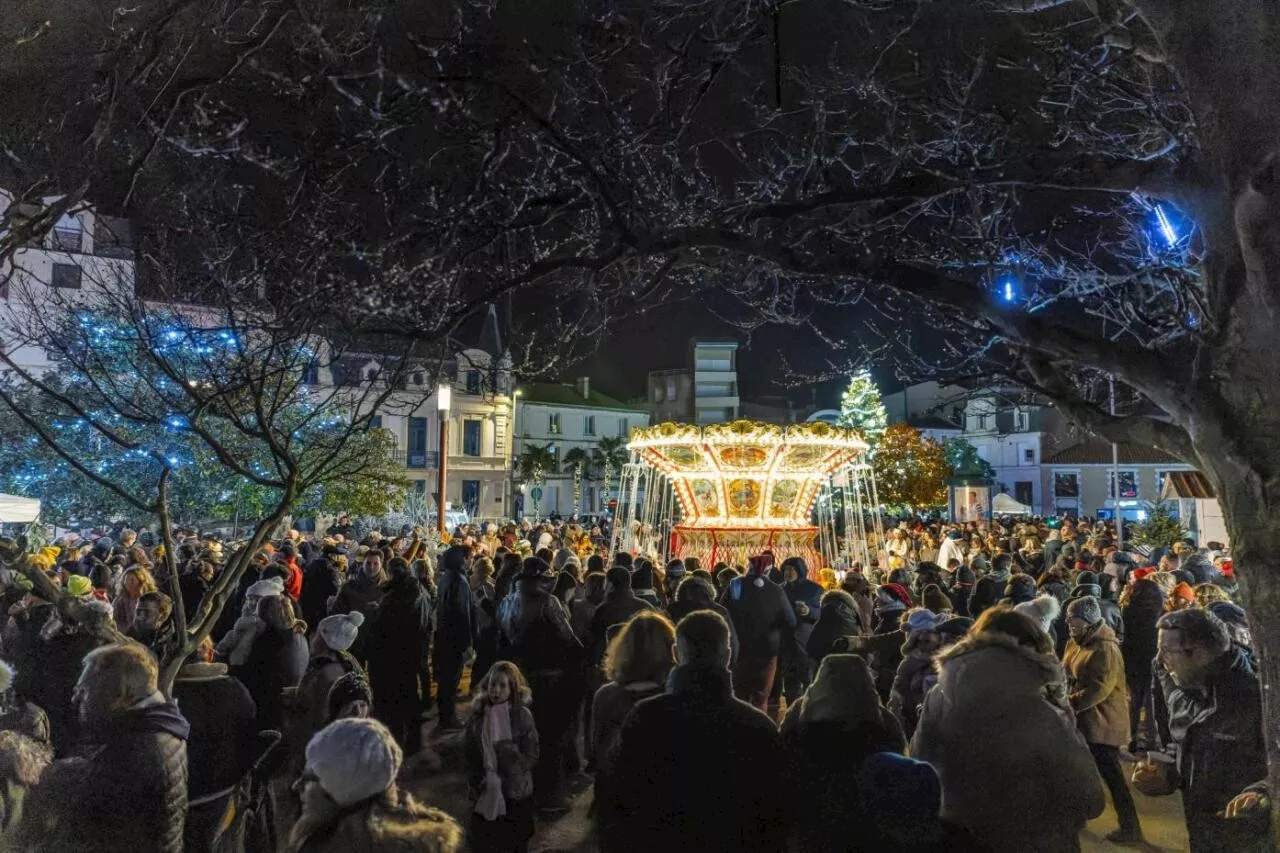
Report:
402,699,1192,853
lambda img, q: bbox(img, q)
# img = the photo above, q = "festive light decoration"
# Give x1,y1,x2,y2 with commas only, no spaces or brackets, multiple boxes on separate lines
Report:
872,423,949,510
615,420,881,568
836,370,888,448
572,462,583,514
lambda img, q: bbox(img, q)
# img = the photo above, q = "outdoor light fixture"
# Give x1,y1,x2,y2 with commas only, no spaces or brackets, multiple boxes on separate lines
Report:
437,384,452,412
997,275,1018,303
437,383,451,536
1154,203,1179,247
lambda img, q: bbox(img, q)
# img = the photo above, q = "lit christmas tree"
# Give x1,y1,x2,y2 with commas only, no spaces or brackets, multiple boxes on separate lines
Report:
836,370,888,449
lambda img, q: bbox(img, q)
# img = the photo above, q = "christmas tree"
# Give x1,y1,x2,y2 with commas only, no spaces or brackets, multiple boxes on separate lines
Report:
837,370,888,448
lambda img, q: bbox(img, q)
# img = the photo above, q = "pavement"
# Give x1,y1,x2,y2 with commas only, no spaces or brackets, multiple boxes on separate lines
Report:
402,696,1192,853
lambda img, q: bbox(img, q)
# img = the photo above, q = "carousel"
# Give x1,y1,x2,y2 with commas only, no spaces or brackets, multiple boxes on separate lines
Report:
609,420,883,570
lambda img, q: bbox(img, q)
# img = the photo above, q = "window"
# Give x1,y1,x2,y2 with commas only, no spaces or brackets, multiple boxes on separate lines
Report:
1109,470,1139,499
462,419,482,457
462,480,481,513
697,382,734,397
302,360,320,385
466,370,481,395
1015,481,1034,506
584,415,595,436
666,378,677,400
695,357,732,371
1053,471,1080,498
653,385,664,403
370,415,383,429
414,479,427,495
51,263,82,289
51,214,82,252
408,417,428,468
1013,409,1030,431
549,413,561,434
1023,447,1035,464
618,419,628,438
977,413,990,430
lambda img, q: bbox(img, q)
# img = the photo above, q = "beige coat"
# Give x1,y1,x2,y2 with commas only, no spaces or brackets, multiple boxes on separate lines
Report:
1062,622,1130,747
911,631,1104,853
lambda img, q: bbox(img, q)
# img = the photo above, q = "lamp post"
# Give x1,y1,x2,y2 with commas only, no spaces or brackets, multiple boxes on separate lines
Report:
510,389,522,519
437,384,451,538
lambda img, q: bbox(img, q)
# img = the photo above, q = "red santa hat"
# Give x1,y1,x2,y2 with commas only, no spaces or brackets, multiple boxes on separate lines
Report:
879,582,913,608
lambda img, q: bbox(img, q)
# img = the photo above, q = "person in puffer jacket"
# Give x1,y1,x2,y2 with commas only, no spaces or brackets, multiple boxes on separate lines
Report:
888,608,946,740
780,557,824,705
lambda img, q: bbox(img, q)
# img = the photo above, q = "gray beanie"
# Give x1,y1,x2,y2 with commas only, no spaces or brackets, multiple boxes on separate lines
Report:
1066,594,1102,625
305,718,402,807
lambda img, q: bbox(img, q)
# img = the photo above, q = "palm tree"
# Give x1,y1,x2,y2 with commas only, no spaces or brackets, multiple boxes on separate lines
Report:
562,446,594,478
592,436,628,474
516,443,557,483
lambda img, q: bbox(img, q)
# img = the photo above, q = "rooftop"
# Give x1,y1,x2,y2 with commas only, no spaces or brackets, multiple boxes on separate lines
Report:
519,382,647,411
1044,438,1184,466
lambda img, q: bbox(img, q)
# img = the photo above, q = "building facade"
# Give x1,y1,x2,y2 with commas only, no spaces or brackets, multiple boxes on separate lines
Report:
646,339,740,425
514,378,649,517
1042,439,1195,522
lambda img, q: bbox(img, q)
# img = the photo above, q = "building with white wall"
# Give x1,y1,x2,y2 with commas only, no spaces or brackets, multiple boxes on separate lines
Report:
646,338,740,425
514,378,649,516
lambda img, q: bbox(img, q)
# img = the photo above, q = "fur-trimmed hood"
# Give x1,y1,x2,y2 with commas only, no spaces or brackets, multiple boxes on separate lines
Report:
819,588,857,611
932,629,1069,714
290,786,463,853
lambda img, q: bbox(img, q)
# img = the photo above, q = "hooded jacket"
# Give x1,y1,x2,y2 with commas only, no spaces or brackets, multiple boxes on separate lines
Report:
782,558,823,649
911,631,1104,853
1062,622,1129,747
806,589,863,663
33,697,190,853
1121,579,1165,679
498,577,581,674
434,548,474,655
665,577,739,664
287,786,463,853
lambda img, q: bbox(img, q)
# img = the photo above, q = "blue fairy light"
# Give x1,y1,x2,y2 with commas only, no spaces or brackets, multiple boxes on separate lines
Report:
1154,204,1179,247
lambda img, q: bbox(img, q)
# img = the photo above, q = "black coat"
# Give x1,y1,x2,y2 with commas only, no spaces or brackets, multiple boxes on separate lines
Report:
597,664,784,853
588,590,653,665
173,663,258,798
299,556,341,633
720,574,797,662
434,566,474,656
666,591,738,665
366,576,433,711
969,574,1007,616
237,628,307,731
806,590,862,663
1121,581,1164,680
1157,646,1271,852
35,699,190,853
498,579,582,674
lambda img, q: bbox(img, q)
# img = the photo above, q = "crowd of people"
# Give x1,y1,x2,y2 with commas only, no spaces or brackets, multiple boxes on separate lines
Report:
0,513,1270,853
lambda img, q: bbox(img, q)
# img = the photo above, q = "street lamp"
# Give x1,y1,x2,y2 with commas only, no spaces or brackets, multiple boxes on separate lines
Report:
437,384,451,538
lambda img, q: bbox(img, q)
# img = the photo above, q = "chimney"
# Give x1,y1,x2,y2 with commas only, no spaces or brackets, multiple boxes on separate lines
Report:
576,377,590,400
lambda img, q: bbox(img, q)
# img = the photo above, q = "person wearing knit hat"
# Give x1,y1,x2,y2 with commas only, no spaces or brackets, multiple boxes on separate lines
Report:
290,718,463,853
1014,594,1062,635
889,609,946,738
1063,594,1144,844
326,672,374,722
1003,573,1037,606
318,611,365,653
1167,581,1196,611
66,574,94,598
857,752,950,850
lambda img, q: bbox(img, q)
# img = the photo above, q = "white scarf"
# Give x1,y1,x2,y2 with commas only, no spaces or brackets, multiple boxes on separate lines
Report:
475,701,512,821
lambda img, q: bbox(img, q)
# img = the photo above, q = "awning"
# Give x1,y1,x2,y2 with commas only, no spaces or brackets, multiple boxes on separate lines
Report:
0,494,40,523
993,492,1033,515
1161,472,1217,501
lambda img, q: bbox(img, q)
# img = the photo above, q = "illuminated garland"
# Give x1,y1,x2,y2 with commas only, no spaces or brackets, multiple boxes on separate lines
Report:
573,462,582,513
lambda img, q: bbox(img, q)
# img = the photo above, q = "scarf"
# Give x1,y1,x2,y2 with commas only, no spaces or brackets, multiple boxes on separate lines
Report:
475,701,513,821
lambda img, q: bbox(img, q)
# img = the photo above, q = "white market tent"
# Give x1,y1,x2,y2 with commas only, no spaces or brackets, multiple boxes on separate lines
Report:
992,492,1033,516
0,494,40,523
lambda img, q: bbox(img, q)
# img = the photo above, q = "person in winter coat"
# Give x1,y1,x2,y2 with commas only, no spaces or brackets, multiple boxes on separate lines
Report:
665,574,738,664
1122,578,1167,751
806,588,863,664
780,557,823,703
0,729,52,851
1070,572,1125,641
287,718,463,853
719,554,797,715
587,567,654,670
173,638,259,853
366,559,433,755
1063,596,1143,844
293,611,366,755
299,546,342,636
779,654,905,853
597,610,784,853
464,661,540,853
237,594,309,732
470,556,500,686
570,571,607,645
112,565,157,634
1000,573,1038,607
969,554,1011,615
330,553,387,662
497,558,582,810
911,607,1104,853
839,572,876,633
433,546,474,732
888,608,946,740
276,542,305,600
629,559,662,609
28,643,191,853
590,611,675,784
1154,609,1271,852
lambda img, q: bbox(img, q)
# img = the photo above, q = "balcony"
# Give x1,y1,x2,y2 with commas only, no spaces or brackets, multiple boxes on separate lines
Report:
398,450,439,469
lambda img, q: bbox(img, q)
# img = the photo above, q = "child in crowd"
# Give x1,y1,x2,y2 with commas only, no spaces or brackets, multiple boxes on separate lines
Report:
464,661,540,853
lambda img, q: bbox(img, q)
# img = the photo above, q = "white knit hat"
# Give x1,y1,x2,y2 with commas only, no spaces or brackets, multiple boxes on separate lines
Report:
246,577,285,598
305,718,402,807
1014,594,1061,634
318,611,365,652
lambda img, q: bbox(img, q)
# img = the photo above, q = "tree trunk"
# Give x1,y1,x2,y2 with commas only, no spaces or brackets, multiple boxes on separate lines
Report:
1198,462,1280,849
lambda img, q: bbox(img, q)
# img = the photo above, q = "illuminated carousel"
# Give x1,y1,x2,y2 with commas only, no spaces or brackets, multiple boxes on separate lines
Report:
610,420,883,569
